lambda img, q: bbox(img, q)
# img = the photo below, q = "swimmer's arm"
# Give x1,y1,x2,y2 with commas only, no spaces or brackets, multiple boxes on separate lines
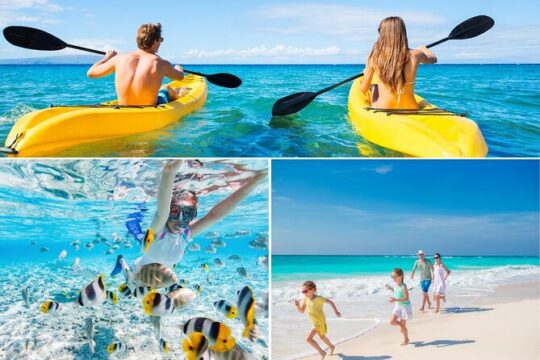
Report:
151,160,184,233
413,46,437,64
87,51,117,78
165,61,185,81
190,170,267,237
326,299,341,317
359,58,374,93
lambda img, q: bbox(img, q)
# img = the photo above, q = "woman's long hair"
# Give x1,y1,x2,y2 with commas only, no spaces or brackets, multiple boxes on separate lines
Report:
368,17,411,94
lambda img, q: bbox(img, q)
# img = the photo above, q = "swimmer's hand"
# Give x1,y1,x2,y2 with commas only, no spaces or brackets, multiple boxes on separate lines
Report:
163,160,183,172
294,298,300,307
335,311,342,318
389,297,396,303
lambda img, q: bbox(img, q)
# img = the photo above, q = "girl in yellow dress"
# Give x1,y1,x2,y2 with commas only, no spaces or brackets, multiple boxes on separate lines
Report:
294,281,341,359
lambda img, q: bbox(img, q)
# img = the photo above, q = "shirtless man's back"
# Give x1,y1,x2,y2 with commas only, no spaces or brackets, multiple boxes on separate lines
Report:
87,23,185,106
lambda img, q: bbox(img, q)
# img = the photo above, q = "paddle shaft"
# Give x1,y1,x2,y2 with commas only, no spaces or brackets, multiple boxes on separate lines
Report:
67,44,203,78
317,36,450,95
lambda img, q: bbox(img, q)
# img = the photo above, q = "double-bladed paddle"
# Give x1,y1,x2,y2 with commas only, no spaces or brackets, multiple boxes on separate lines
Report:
3,26,242,88
271,15,494,116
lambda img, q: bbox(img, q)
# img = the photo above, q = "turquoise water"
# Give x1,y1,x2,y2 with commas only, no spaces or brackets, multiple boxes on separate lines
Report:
0,64,538,157
272,255,540,282
0,159,269,359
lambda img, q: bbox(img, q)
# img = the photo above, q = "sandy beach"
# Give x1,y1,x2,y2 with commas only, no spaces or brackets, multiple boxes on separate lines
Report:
300,281,539,360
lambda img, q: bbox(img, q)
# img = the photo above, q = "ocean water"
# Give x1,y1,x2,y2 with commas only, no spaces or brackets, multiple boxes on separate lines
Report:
0,64,538,157
0,159,269,359
272,255,539,359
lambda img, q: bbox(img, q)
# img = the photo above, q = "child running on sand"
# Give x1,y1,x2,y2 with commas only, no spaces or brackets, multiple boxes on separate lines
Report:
294,281,341,360
386,268,412,345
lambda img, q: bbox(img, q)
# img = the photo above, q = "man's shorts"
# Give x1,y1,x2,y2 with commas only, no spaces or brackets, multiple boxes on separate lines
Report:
156,88,170,105
420,280,432,293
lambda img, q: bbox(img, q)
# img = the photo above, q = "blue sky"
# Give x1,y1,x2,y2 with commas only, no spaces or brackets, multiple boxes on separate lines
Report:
0,0,539,63
272,160,540,256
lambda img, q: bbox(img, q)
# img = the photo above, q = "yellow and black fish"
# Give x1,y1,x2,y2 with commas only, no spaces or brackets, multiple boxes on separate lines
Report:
142,228,154,253
132,286,153,298
237,286,257,340
118,283,132,297
77,274,107,307
106,290,118,305
40,300,62,314
200,263,209,271
194,284,203,294
107,342,127,354
211,345,250,360
214,300,238,319
143,291,175,316
182,332,209,360
182,317,235,352
159,338,169,353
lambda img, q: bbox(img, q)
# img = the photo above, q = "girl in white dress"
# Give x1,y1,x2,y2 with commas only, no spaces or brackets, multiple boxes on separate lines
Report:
432,253,451,313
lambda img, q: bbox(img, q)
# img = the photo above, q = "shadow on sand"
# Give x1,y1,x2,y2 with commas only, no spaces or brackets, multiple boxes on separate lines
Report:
410,339,475,348
336,353,392,360
442,307,494,314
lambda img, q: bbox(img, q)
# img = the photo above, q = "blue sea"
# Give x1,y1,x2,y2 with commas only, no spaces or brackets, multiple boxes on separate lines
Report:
0,64,539,157
271,255,539,359
0,159,269,359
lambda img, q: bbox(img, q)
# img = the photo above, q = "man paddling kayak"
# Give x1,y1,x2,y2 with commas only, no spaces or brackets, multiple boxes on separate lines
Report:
87,23,187,106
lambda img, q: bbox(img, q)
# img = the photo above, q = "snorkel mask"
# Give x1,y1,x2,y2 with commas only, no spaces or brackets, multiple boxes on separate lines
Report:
169,189,198,228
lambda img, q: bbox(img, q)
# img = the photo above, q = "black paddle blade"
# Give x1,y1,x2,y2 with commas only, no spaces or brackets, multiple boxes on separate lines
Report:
272,92,317,116
205,73,242,88
3,26,67,51
449,15,494,40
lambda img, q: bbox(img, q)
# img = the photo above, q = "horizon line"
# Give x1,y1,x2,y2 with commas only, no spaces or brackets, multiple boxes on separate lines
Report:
273,254,540,257
1,63,540,66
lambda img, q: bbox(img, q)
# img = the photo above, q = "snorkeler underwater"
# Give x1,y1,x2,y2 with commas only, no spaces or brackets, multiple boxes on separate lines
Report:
0,159,269,359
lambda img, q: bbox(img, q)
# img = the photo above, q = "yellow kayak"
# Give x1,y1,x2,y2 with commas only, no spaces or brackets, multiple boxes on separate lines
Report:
348,77,488,158
1,74,207,157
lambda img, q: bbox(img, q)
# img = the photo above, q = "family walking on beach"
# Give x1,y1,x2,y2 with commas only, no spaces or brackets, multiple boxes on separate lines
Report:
295,250,451,359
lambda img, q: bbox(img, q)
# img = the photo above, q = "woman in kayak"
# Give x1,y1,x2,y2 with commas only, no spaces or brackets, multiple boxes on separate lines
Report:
113,159,266,275
359,16,437,110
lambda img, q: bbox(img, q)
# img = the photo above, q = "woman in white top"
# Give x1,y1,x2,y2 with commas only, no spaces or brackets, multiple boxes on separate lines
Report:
432,252,451,313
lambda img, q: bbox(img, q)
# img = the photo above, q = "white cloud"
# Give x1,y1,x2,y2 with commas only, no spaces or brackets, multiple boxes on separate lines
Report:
329,205,367,217
374,165,393,175
0,0,63,12
256,4,444,36
0,0,63,26
183,45,342,59
389,212,539,240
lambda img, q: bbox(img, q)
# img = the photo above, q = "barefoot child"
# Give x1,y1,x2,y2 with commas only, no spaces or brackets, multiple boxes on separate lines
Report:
433,253,451,313
294,281,341,359
386,268,412,345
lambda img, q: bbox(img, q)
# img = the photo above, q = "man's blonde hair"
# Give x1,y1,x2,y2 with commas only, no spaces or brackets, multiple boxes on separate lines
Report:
137,23,162,51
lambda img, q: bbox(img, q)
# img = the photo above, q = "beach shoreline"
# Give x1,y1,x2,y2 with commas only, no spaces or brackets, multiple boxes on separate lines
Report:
299,280,540,360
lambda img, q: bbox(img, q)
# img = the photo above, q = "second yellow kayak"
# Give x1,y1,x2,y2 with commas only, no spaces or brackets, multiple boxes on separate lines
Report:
1,74,207,157
348,78,488,158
